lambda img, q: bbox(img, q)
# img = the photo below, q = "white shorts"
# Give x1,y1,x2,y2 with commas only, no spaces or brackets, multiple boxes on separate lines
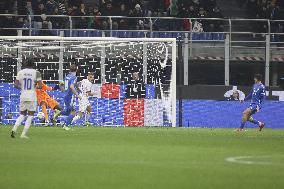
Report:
79,96,90,113
20,101,37,112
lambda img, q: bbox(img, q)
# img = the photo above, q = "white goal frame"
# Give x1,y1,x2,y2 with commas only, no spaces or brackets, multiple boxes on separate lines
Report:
0,36,177,127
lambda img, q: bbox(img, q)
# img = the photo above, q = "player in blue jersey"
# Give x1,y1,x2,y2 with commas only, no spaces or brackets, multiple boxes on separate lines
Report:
61,64,81,130
236,74,266,132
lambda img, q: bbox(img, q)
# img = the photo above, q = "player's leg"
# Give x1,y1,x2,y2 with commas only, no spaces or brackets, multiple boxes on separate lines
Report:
237,108,252,131
52,105,62,126
71,111,84,124
63,110,76,130
85,105,92,125
20,101,36,138
11,103,27,138
71,96,87,125
61,98,73,130
245,103,265,131
40,101,50,126
46,97,62,126
248,105,265,131
248,116,265,131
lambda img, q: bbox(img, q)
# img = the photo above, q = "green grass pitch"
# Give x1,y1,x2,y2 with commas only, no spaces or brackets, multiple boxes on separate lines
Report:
0,126,284,189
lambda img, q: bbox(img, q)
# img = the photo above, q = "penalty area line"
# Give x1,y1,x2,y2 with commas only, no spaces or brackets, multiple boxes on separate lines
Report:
225,156,272,165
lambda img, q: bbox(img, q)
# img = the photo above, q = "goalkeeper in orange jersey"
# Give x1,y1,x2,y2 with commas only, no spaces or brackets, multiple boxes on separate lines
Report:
36,82,62,126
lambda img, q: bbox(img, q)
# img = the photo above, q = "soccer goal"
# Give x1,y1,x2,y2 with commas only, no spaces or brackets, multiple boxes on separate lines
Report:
0,36,176,127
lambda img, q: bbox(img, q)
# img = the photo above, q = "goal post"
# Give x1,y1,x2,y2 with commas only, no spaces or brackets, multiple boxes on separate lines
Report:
0,36,176,127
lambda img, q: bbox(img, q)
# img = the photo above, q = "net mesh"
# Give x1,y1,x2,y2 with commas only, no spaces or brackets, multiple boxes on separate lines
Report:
0,37,176,127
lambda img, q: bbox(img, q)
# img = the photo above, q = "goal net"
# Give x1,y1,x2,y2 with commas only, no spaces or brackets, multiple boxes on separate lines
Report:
0,36,176,127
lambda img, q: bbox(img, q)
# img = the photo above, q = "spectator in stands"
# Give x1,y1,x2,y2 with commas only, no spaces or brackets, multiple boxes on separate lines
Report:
101,2,118,30
58,0,67,14
117,4,129,30
196,7,209,31
0,11,17,36
26,1,34,17
46,0,58,15
87,6,102,29
128,4,144,30
68,0,84,10
77,4,88,29
207,6,223,32
50,8,66,29
34,3,46,29
39,20,54,35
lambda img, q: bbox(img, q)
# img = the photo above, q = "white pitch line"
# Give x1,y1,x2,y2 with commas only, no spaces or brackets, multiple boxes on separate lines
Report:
225,156,272,165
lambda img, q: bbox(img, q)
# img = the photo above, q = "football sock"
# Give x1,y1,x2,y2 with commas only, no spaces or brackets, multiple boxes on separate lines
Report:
21,116,33,136
249,117,260,125
240,121,246,129
53,109,61,120
85,113,90,123
65,114,75,126
42,104,49,122
12,114,25,132
71,115,81,124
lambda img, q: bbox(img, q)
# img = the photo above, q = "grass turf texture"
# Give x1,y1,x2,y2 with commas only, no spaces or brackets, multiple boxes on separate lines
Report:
0,126,284,189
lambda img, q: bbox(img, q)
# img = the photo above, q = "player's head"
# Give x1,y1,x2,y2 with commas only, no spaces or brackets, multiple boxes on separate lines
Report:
87,72,95,82
69,64,77,73
232,91,239,100
132,72,139,80
24,58,34,68
254,74,263,83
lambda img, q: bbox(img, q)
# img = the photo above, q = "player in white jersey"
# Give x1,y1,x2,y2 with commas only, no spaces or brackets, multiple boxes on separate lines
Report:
11,58,43,139
71,72,95,125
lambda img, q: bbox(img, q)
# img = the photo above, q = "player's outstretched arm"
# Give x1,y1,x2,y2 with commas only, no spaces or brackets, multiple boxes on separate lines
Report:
36,71,43,89
243,90,252,102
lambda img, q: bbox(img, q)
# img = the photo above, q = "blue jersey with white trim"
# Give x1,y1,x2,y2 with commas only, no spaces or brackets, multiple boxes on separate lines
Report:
245,83,266,107
64,73,77,103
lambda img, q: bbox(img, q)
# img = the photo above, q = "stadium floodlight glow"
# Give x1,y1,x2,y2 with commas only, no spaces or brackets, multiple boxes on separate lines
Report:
0,36,176,127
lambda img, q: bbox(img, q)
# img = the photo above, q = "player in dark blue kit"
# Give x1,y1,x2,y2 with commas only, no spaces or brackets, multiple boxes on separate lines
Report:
61,64,81,130
236,74,266,132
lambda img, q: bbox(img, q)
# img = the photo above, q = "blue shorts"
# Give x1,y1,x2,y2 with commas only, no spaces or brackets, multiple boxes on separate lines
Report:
249,103,260,115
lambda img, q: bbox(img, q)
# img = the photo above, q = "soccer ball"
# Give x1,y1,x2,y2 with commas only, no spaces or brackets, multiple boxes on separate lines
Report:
37,112,45,120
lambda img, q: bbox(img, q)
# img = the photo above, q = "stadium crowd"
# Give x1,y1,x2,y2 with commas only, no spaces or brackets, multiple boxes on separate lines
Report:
245,0,284,33
0,0,223,35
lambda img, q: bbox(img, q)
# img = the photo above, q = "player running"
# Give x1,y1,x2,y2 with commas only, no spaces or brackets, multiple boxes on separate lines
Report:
36,82,62,126
236,74,266,132
11,58,43,139
61,64,81,130
71,72,95,126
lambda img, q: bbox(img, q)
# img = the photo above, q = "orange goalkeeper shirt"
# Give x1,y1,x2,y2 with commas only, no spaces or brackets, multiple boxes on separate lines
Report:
36,82,53,102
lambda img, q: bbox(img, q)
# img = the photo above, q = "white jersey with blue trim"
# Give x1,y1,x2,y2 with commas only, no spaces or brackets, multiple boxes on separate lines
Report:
16,68,42,102
78,79,92,97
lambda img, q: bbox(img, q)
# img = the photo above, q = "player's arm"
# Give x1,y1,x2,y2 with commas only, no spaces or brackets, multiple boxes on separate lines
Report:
86,83,95,96
14,80,21,89
36,71,43,89
76,81,82,93
86,91,95,96
70,83,81,100
259,87,266,104
45,83,54,91
53,81,65,91
242,89,252,102
14,71,21,89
